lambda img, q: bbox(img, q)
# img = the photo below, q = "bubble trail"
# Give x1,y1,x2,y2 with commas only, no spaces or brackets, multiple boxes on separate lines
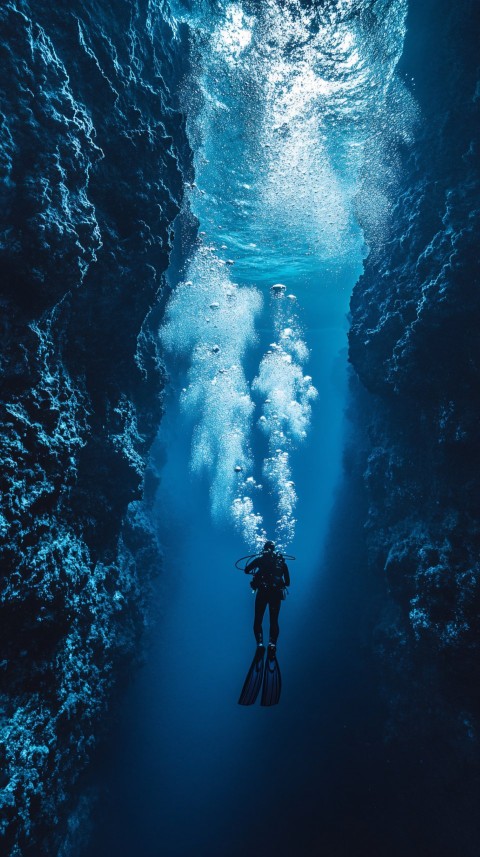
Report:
160,243,266,542
253,288,318,551
162,0,416,552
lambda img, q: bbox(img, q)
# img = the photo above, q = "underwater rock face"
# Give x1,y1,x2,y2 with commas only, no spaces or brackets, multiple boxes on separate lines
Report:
0,1,190,852
349,0,480,734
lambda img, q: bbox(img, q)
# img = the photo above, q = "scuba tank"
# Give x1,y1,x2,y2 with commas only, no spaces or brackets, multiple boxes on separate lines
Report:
254,551,287,596
235,551,294,598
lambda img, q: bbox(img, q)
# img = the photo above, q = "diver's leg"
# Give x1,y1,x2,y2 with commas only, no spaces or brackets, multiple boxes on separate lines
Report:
262,595,282,706
253,590,268,644
268,593,282,645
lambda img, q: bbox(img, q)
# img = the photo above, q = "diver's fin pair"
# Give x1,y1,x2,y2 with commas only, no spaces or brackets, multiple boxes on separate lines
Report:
238,645,265,705
238,645,281,706
261,645,282,706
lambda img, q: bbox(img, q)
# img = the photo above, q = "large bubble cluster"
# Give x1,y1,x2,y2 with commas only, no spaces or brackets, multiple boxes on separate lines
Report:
161,245,317,551
164,0,413,550
253,289,317,549
160,245,263,524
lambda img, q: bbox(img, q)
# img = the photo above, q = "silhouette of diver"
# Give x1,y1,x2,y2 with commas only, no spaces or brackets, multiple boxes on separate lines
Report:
245,540,290,649
238,541,290,706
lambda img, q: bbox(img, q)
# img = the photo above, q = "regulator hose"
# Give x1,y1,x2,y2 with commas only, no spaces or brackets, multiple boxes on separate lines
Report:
234,553,296,571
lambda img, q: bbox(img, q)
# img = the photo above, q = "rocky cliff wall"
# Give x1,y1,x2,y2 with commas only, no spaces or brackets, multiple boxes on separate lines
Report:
349,0,480,740
0,2,191,853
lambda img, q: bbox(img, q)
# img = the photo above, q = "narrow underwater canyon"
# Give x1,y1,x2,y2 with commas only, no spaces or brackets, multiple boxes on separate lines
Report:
0,1,479,855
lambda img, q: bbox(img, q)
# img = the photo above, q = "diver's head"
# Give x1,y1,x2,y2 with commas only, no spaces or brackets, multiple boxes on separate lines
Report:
263,540,275,553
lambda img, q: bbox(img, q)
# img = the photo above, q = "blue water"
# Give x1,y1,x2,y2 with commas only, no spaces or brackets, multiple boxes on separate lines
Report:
85,3,418,855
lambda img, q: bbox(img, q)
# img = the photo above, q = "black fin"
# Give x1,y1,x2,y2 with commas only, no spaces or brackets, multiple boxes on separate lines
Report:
260,648,282,706
238,647,266,705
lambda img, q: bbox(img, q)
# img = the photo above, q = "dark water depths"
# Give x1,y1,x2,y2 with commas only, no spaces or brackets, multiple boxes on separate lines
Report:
86,452,466,857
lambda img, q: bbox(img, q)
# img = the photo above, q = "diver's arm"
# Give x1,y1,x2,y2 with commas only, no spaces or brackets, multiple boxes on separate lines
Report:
283,562,290,587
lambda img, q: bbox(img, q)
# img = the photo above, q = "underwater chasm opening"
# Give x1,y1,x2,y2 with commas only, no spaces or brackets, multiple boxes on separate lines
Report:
159,0,416,557
83,2,423,856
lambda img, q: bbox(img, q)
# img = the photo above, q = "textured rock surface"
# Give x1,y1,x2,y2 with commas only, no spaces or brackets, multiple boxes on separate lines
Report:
0,2,190,853
349,0,480,735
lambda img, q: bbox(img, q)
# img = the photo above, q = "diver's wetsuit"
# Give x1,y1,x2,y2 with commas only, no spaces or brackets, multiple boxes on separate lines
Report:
245,552,290,645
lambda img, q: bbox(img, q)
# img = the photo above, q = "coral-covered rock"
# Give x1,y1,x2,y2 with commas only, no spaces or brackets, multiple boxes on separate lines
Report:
0,1,191,852
349,0,480,732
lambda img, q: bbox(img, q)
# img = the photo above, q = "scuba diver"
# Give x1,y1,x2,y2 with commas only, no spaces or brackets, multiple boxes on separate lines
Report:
238,541,290,707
